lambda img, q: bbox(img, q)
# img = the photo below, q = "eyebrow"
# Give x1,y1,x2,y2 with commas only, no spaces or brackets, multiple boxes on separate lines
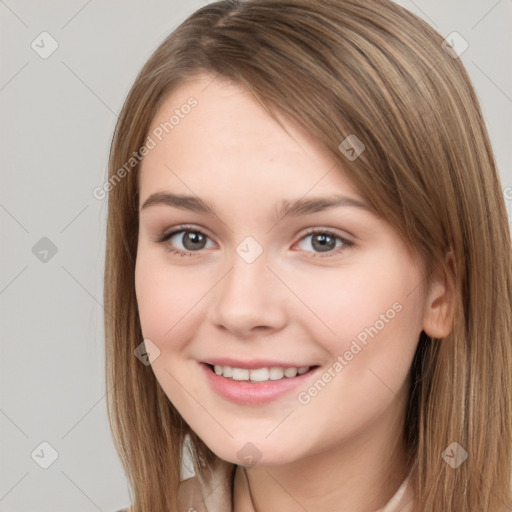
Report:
140,191,371,220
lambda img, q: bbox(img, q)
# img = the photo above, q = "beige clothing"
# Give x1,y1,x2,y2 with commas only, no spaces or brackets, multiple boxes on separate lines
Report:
177,456,414,512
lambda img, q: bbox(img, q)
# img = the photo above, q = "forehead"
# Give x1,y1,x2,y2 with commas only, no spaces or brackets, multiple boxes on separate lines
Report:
144,74,323,160
139,73,362,208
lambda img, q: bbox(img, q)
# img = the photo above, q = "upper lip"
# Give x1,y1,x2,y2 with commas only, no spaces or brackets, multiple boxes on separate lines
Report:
202,358,318,370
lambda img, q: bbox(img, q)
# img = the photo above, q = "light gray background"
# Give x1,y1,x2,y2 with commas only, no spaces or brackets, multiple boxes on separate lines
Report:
1,1,510,510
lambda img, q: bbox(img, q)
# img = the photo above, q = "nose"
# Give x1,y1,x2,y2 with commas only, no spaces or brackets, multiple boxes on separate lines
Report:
206,247,288,338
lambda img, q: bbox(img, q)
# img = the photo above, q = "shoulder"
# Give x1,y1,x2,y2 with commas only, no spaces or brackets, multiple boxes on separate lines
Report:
114,460,236,512
178,474,209,511
112,477,205,512
179,459,236,512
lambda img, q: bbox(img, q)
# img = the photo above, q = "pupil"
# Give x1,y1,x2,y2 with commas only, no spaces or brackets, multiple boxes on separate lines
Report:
312,234,335,252
183,232,206,250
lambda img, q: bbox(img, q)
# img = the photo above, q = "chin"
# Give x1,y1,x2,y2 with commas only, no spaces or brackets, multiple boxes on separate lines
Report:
200,436,300,468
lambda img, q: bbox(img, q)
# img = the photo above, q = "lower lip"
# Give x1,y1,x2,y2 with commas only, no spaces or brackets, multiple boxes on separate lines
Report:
200,362,320,405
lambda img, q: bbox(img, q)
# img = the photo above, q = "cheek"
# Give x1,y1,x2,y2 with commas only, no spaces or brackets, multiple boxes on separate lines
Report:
290,265,424,435
134,250,201,347
297,256,425,377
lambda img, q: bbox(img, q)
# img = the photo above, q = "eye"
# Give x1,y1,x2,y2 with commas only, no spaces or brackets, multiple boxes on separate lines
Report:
295,229,353,257
154,226,353,258
154,226,215,256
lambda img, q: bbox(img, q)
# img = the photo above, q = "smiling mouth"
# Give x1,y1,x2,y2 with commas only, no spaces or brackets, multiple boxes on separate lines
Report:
205,363,320,383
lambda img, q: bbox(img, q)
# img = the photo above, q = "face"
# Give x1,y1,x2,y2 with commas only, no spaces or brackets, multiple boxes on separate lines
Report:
135,73,431,467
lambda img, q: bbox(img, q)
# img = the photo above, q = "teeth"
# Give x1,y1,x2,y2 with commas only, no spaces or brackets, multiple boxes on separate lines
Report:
284,367,297,378
232,368,249,381
249,367,270,381
212,364,311,382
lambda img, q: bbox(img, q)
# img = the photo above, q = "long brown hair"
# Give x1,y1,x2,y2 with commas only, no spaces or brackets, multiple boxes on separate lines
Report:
104,1,512,510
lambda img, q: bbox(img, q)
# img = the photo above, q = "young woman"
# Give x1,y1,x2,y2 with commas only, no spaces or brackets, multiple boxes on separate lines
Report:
104,1,512,510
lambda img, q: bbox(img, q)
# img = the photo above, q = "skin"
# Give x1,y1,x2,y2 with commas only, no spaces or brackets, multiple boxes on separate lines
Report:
135,73,453,512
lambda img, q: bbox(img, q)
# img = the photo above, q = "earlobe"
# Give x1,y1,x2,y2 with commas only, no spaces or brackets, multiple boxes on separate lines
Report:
422,251,456,339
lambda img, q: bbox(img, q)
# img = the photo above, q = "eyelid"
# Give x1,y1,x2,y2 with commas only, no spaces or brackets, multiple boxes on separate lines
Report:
296,226,354,242
153,224,216,246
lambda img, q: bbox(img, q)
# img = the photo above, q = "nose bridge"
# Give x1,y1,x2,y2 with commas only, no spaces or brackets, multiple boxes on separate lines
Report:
208,240,287,334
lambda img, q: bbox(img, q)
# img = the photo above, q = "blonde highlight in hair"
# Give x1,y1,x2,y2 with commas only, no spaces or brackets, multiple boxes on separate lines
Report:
104,1,512,510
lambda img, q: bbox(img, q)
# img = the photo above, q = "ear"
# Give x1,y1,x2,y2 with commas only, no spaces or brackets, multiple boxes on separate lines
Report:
422,250,456,339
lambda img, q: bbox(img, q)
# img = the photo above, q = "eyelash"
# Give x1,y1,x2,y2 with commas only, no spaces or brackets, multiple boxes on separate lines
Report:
153,225,354,258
